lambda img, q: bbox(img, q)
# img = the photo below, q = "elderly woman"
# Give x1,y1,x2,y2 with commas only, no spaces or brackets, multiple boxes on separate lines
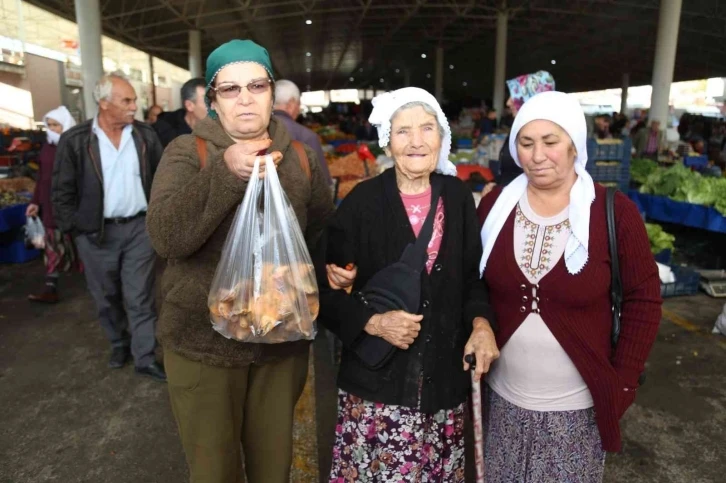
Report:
477,91,662,482
146,40,334,483
319,87,498,482
26,106,80,303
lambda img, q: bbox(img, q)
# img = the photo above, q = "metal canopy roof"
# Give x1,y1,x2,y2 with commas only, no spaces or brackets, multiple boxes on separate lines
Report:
25,0,726,98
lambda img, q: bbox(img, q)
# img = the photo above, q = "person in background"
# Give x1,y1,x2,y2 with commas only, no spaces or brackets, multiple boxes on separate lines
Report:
26,106,81,303
483,70,556,196
355,118,378,141
480,108,498,135
629,109,648,137
634,120,664,159
593,114,613,140
610,112,628,138
146,104,163,124
273,79,332,186
153,78,207,148
146,40,334,483
477,91,661,482
52,72,166,381
689,135,706,155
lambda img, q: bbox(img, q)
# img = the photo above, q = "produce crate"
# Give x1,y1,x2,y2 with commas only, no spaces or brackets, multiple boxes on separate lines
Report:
456,138,473,149
586,139,631,192
683,155,708,169
0,238,40,263
661,265,701,298
655,249,672,265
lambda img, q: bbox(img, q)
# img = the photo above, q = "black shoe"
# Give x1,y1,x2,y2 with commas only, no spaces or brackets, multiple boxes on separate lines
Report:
135,362,167,382
109,347,131,369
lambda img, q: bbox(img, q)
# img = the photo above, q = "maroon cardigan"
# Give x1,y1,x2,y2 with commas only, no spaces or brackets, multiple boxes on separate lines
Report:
31,143,57,229
476,184,662,452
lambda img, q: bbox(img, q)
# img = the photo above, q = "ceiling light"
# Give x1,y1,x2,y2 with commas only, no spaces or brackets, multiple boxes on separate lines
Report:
395,69,400,73
379,78,384,82
421,53,427,59
306,68,311,72
349,77,354,81
463,81,468,87
305,19,312,25
551,59,557,65
449,64,454,69
359,68,363,72
427,74,431,78
306,52,311,57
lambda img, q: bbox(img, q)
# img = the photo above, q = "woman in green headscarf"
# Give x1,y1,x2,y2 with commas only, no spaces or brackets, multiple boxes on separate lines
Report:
146,40,334,483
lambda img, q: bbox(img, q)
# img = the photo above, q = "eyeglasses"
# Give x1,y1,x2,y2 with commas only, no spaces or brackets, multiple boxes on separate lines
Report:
210,79,273,99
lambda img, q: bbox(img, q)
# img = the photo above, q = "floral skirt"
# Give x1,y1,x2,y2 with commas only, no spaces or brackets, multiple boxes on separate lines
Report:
483,388,606,483
329,390,466,483
43,229,81,276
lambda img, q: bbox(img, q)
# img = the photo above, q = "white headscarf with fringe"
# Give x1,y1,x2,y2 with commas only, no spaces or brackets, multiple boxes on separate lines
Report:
44,106,76,145
479,91,595,276
369,87,457,176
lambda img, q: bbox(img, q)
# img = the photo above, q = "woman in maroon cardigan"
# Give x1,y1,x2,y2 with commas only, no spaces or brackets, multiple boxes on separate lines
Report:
26,106,81,303
476,92,661,482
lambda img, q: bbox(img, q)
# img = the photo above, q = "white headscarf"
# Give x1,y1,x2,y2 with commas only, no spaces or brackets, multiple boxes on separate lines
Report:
480,91,595,276
43,106,76,145
369,87,457,176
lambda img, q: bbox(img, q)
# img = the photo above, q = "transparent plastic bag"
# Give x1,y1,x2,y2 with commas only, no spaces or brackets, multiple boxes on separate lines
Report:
208,155,319,343
24,216,45,249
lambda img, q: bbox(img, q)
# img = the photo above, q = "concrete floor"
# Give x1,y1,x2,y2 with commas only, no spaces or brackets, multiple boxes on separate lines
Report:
0,260,724,483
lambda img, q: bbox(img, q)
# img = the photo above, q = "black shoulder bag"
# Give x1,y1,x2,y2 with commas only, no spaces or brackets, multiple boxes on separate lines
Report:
351,183,442,370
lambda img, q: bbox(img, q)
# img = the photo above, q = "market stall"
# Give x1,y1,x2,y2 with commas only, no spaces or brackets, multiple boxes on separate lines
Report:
0,177,39,263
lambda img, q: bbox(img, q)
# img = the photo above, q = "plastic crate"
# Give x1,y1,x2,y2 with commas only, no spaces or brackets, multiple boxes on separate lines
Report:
457,138,473,149
654,249,672,265
0,239,40,264
587,139,631,161
660,265,701,297
683,155,708,169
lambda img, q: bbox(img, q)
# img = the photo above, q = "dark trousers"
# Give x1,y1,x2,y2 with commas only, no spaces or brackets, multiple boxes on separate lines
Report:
75,217,157,367
165,349,309,483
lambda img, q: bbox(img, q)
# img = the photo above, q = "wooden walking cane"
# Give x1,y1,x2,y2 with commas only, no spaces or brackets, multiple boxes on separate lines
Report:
465,353,485,483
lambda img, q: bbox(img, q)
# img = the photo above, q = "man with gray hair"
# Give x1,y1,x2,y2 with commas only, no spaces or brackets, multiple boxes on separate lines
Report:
52,72,166,381
273,79,332,186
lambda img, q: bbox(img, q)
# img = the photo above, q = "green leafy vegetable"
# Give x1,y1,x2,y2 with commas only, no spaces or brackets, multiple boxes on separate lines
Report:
630,158,658,184
645,223,675,255
638,163,726,216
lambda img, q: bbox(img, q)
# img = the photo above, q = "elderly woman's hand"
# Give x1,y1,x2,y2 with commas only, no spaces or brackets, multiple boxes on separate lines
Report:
463,318,499,382
365,311,423,350
223,139,283,181
327,263,356,292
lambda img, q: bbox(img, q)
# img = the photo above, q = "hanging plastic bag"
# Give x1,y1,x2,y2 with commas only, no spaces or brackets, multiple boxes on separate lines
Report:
207,154,319,343
24,216,45,249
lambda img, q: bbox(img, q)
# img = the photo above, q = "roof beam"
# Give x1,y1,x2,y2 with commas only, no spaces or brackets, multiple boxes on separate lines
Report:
323,0,372,90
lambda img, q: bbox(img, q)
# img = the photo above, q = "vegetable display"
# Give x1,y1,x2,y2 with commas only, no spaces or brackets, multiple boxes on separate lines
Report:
637,163,726,216
645,223,676,255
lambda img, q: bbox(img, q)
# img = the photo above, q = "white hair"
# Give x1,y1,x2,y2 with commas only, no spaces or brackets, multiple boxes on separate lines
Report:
385,101,445,147
93,71,130,103
274,79,301,106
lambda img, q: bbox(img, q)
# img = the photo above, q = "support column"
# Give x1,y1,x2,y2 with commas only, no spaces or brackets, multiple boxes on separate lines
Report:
189,30,203,78
492,3,508,121
435,46,444,102
149,55,157,106
649,0,682,128
75,0,104,121
621,73,629,115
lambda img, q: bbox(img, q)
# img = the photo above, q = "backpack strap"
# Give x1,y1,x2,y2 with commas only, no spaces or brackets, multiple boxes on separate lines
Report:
291,140,311,180
196,136,207,169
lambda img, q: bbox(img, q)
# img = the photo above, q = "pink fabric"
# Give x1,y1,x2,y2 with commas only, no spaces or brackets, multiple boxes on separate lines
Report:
400,188,445,273
645,131,659,154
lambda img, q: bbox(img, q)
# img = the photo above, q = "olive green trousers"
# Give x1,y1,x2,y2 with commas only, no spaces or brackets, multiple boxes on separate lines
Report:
165,349,309,483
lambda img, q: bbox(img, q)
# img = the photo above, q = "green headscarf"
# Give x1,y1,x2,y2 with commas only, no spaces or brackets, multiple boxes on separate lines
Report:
204,39,274,119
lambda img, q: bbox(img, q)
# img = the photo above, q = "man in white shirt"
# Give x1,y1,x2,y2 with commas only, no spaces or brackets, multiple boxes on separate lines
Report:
52,73,165,381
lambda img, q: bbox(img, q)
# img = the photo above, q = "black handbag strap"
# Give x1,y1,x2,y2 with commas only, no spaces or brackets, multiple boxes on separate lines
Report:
400,184,442,269
606,187,622,347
